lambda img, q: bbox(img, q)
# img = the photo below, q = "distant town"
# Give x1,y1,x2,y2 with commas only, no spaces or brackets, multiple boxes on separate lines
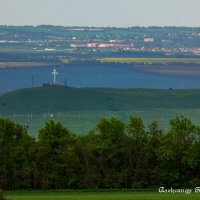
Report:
0,25,200,58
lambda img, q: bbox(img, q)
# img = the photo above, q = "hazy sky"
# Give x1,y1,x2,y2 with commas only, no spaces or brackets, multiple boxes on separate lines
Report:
0,0,199,27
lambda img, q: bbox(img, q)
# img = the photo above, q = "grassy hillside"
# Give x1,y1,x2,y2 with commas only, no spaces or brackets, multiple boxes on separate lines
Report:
1,86,200,135
1,86,200,114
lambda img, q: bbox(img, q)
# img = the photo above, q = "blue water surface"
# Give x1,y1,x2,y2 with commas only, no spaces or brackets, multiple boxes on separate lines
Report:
0,63,200,94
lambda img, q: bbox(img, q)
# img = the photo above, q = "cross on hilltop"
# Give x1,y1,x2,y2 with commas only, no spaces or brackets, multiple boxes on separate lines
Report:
52,68,58,84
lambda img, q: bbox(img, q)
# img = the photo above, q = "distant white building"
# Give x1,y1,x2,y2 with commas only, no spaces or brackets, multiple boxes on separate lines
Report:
144,38,154,42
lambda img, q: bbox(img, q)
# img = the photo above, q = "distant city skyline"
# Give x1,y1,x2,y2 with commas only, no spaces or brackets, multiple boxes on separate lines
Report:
0,0,199,27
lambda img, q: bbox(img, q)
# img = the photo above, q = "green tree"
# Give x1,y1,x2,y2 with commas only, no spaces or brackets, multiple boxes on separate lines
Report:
157,116,197,187
126,116,149,188
186,126,200,187
95,118,127,188
0,118,34,189
146,120,163,187
37,120,76,189
73,132,100,188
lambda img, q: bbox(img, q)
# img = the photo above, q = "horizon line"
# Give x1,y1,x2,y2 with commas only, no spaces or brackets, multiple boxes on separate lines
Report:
0,24,200,28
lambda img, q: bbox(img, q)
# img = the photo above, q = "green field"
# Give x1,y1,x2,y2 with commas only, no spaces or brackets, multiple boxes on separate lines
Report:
6,191,200,200
1,86,200,135
60,57,200,65
96,57,200,64
2,87,200,113
3,108,200,136
0,62,50,68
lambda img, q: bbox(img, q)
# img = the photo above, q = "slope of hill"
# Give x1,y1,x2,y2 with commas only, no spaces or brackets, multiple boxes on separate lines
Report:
0,86,200,114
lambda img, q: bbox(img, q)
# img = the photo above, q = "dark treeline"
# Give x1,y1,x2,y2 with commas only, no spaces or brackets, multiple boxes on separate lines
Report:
0,116,200,190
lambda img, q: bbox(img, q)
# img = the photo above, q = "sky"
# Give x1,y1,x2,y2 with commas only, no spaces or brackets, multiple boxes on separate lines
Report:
0,0,199,27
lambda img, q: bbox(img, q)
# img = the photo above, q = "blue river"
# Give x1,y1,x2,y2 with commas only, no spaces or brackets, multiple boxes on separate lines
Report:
1,63,200,94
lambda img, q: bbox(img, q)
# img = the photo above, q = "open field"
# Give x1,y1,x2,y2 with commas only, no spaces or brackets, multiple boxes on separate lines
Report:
3,108,200,136
96,57,200,65
0,62,50,68
2,87,200,113
59,57,200,66
1,87,200,135
6,191,200,200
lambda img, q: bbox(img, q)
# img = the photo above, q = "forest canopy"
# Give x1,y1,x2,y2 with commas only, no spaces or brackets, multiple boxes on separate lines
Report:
0,116,200,190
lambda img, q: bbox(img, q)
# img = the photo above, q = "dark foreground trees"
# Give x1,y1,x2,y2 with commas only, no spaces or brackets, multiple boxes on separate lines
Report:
0,118,35,189
0,116,200,190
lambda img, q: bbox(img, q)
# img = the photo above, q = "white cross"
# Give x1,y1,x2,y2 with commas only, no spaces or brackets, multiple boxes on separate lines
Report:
52,68,58,84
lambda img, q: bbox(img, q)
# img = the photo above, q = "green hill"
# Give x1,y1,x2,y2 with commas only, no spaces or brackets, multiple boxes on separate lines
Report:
0,86,200,114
